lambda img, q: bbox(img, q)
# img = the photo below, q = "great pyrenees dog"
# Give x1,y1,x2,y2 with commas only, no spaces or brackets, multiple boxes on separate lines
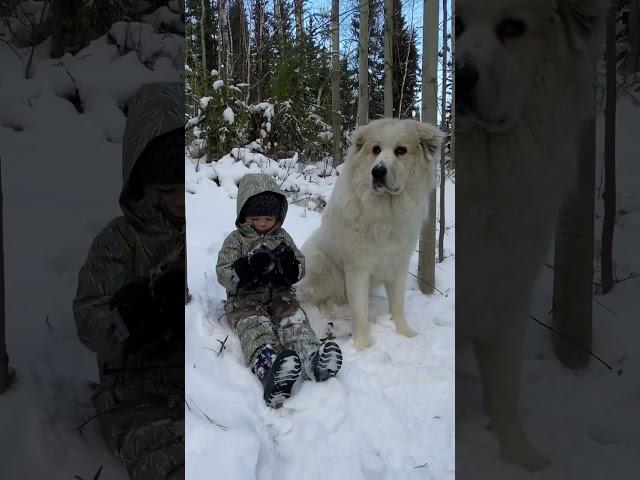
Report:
456,0,604,471
299,119,443,350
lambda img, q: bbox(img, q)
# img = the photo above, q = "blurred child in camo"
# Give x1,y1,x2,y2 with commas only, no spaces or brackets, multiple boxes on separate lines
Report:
74,83,185,479
216,173,342,407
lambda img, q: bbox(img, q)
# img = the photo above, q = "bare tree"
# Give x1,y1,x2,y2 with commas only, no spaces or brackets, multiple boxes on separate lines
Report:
332,0,342,165
295,0,305,41
218,0,232,81
628,0,639,75
601,2,617,294
552,119,595,368
383,0,393,118
418,0,438,294
253,0,266,102
437,0,448,263
200,0,209,92
357,0,369,126
0,155,12,394
274,0,286,51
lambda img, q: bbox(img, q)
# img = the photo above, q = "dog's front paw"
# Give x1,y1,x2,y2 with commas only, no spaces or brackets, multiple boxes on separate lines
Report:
353,336,371,350
502,445,550,472
396,324,417,338
500,430,550,472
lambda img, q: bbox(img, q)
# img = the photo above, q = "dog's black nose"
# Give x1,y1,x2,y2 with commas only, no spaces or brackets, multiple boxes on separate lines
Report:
372,164,387,181
456,63,479,107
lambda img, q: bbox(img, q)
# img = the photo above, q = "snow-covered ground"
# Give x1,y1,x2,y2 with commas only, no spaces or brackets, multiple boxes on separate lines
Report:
0,3,182,478
185,155,455,480
456,97,640,479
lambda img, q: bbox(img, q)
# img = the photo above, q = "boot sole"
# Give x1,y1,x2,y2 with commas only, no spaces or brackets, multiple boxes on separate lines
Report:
263,350,301,408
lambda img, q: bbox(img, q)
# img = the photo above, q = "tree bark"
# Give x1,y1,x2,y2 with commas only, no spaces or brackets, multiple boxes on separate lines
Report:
383,0,393,118
357,0,369,126
253,0,265,102
437,0,448,263
0,155,12,394
418,0,439,294
628,0,639,75
552,118,595,368
295,0,305,41
601,2,617,294
332,0,342,166
200,0,209,93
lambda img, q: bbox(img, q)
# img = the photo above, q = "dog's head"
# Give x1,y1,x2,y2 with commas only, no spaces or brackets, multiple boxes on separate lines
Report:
455,0,605,133
348,119,443,196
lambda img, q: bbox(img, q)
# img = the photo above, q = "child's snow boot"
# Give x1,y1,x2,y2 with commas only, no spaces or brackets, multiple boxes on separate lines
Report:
253,345,301,408
305,341,343,382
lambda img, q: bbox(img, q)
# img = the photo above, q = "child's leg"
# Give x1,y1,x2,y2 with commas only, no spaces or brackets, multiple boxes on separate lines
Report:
268,297,320,367
226,304,302,407
269,296,342,381
226,305,279,367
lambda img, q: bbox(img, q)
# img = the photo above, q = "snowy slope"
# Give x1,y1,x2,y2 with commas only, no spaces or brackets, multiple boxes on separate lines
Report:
0,4,182,478
185,156,455,480
456,98,640,479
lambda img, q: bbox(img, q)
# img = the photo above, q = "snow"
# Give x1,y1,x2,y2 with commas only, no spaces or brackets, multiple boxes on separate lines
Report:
0,3,182,478
223,106,235,124
456,96,640,478
213,79,224,91
185,156,455,480
199,96,212,109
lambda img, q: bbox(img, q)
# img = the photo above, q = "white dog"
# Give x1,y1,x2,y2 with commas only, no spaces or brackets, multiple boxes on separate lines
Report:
299,119,443,350
456,0,604,471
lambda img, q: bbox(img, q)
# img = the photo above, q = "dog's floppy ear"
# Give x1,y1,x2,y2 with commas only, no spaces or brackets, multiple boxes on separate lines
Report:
557,0,606,53
414,121,445,157
350,123,370,153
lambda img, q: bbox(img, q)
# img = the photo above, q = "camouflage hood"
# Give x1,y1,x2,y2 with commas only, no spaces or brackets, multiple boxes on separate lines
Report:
235,174,288,227
120,82,184,230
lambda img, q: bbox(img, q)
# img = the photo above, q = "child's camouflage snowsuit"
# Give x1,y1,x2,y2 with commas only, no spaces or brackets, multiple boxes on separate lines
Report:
73,83,184,480
216,174,320,367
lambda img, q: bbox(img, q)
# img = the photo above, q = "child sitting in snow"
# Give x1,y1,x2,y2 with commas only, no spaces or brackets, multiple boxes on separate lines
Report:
216,173,342,407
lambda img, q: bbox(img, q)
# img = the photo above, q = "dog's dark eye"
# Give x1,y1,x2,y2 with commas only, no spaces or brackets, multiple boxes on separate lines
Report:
455,17,465,39
372,145,381,155
394,146,407,156
496,18,526,42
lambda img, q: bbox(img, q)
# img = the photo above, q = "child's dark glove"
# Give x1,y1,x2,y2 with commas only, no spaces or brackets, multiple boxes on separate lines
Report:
151,268,186,342
110,279,172,353
249,248,276,275
272,243,300,285
231,256,256,288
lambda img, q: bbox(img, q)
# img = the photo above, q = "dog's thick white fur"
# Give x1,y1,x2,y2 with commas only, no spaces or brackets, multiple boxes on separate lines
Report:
456,0,604,471
299,119,443,350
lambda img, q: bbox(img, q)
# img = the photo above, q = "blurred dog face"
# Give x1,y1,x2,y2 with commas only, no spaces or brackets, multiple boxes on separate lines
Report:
455,0,603,133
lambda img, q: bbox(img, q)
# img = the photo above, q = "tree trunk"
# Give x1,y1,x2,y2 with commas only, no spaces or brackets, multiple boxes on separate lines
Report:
628,0,639,75
552,118,595,368
357,0,369,126
0,156,12,394
50,0,79,58
274,0,286,51
418,0,439,294
601,3,617,294
383,0,393,118
218,0,232,82
200,0,209,93
332,0,342,166
295,0,305,41
437,0,448,263
254,0,265,102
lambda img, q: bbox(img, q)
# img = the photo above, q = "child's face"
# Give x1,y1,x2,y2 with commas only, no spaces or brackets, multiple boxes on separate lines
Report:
144,184,185,224
247,215,277,234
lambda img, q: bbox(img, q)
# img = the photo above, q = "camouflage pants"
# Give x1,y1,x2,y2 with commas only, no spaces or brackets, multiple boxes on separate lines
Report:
226,296,320,368
93,381,184,480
